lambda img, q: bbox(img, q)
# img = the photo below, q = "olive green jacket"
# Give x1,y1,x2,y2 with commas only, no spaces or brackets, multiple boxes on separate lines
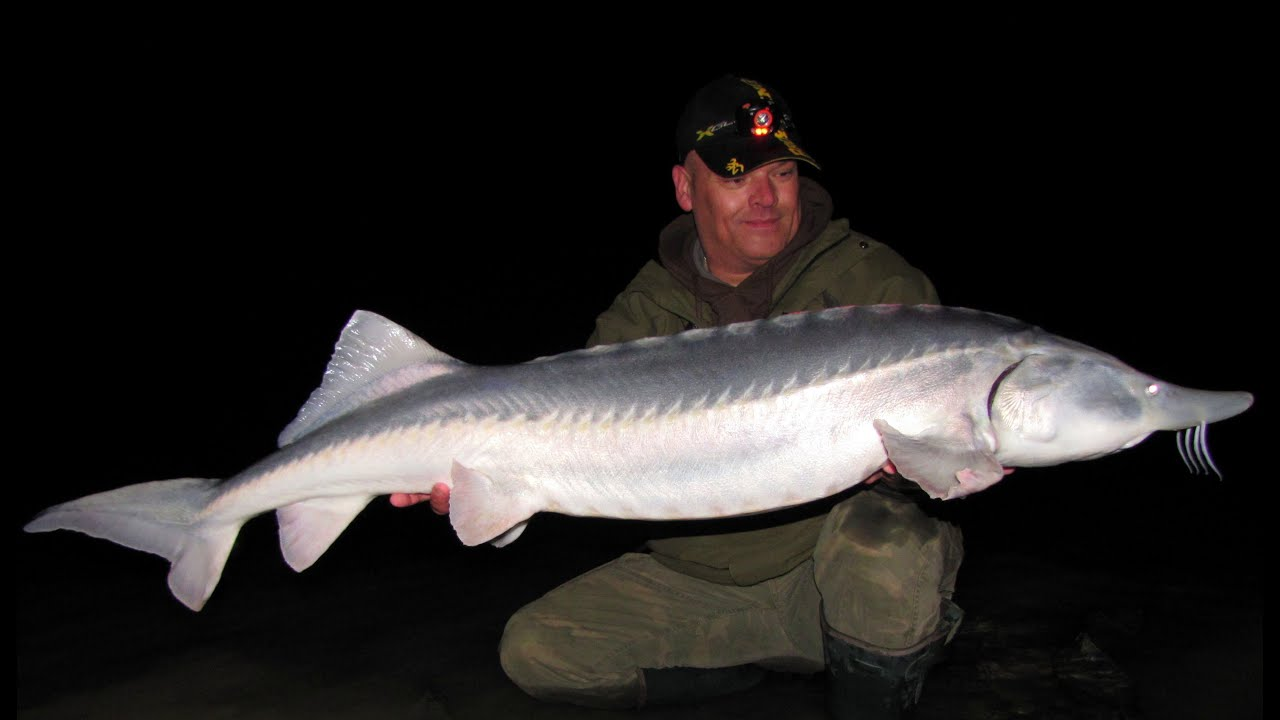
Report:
586,215,940,586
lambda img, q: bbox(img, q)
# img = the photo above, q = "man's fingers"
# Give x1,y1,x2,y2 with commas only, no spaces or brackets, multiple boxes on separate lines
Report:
389,482,451,512
390,493,431,508
429,483,450,515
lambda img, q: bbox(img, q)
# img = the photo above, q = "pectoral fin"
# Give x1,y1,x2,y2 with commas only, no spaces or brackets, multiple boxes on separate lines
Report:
873,419,1006,500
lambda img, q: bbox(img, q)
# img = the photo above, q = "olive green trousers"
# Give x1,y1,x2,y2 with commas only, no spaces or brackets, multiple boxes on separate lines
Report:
499,487,963,708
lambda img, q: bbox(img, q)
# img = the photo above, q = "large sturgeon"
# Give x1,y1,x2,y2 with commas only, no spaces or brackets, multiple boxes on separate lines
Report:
25,305,1252,610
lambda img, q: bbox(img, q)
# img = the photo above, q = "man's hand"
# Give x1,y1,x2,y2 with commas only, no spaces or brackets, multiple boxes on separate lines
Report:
390,483,450,514
866,461,1015,487
864,461,897,485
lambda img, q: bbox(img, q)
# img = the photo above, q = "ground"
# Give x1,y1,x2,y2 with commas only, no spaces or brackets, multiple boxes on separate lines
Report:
18,460,1263,719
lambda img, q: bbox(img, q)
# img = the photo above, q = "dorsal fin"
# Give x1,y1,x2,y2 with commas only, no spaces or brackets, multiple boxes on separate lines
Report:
278,310,463,447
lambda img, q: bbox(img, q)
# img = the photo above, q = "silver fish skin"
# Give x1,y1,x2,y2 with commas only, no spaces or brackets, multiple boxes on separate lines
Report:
23,305,1253,611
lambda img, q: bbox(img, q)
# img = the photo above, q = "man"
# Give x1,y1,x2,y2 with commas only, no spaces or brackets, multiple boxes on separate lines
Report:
393,75,963,718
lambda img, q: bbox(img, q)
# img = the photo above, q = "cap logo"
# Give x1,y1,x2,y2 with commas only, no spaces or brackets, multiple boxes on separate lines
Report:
725,158,745,175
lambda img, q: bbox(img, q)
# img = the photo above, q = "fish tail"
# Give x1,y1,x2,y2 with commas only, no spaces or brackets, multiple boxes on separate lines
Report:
23,478,236,611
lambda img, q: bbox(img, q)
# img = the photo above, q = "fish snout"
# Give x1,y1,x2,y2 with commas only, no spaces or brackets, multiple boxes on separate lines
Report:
1151,384,1253,431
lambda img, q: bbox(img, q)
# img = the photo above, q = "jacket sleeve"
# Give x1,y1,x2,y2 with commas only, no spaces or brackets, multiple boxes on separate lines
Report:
587,264,691,348
831,243,941,307
587,291,694,348
587,292,661,347
864,269,940,305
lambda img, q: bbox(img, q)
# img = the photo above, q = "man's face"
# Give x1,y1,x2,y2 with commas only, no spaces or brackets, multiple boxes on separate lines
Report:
672,153,802,285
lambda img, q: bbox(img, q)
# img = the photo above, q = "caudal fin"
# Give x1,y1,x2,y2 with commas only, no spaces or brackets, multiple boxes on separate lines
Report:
24,478,238,611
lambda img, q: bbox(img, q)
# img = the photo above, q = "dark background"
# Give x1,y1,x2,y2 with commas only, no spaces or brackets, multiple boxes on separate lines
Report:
16,29,1267,719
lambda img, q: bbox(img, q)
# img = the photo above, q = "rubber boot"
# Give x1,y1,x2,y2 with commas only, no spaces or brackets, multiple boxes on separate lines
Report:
641,664,767,706
822,600,962,719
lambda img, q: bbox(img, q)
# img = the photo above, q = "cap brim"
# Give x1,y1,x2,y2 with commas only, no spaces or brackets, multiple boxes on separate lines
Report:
694,137,821,178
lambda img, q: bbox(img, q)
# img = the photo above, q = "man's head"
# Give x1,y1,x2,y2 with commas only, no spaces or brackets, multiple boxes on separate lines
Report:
672,76,820,285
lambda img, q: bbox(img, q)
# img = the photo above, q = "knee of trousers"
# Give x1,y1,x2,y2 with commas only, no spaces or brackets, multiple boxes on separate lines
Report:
813,489,964,650
498,607,642,709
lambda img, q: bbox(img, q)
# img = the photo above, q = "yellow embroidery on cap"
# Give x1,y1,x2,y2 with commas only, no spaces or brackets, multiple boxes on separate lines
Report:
726,158,745,175
774,130,813,160
696,120,733,143
741,79,773,102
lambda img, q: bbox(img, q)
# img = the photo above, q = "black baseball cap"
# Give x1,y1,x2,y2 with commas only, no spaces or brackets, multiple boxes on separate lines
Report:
675,74,820,178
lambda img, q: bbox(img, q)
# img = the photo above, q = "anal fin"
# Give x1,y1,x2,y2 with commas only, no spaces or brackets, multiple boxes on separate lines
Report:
277,495,374,571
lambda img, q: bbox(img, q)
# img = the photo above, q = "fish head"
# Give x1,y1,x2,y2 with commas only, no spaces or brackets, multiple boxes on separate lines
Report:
989,351,1253,467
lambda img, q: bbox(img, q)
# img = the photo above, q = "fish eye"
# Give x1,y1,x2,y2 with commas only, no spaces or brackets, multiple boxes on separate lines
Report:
1146,383,1160,396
